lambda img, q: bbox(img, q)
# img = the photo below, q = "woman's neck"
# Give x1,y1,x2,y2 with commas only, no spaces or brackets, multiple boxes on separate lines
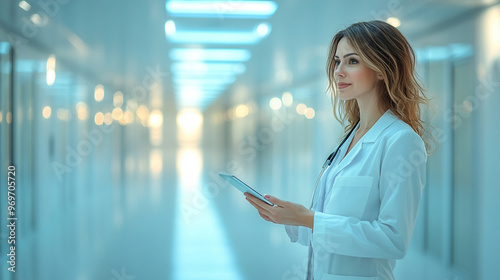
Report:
356,97,385,133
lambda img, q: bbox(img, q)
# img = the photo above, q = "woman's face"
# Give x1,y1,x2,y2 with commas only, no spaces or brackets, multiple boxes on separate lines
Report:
334,37,380,101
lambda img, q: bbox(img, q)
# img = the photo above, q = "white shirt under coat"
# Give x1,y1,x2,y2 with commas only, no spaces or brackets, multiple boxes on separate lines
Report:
285,109,427,280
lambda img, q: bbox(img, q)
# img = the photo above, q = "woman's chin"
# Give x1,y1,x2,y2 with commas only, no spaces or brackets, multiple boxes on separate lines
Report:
338,94,355,101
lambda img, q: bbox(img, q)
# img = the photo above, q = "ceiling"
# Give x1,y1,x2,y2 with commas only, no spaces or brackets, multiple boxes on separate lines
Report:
1,0,495,111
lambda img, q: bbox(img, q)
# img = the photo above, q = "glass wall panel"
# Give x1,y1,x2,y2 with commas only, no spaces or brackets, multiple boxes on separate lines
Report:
0,40,13,280
451,57,477,277
424,60,447,257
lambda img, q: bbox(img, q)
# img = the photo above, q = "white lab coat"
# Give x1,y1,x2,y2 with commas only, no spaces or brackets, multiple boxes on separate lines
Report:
285,109,426,280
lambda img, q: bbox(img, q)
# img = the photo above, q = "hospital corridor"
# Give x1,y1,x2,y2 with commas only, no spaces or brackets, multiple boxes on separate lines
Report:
0,0,499,279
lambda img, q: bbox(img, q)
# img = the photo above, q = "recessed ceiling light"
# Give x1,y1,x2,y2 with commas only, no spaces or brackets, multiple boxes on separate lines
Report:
165,1,278,19
169,48,251,62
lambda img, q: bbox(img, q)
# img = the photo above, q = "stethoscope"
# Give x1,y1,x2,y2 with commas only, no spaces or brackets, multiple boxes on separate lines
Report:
309,120,359,210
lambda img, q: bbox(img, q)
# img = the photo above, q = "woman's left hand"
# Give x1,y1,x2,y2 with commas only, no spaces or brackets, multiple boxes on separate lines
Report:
244,193,314,229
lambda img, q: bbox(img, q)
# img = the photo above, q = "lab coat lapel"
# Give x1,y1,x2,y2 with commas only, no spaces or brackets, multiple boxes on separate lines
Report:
331,137,363,176
331,110,398,177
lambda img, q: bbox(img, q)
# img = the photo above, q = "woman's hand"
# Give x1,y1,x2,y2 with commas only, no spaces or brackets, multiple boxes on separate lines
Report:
244,193,314,229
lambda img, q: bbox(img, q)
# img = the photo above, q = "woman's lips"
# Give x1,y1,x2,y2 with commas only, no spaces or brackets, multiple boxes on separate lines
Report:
338,82,351,89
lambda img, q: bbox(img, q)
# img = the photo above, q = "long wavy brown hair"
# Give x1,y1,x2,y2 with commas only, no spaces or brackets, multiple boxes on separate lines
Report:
326,20,434,152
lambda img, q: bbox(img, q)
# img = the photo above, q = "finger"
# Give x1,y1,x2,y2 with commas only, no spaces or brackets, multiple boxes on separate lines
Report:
245,194,273,212
263,194,285,207
245,198,260,210
258,212,273,222
246,197,272,216
245,196,264,210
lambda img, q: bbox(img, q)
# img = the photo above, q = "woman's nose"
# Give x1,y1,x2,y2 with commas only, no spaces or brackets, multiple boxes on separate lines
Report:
334,64,345,78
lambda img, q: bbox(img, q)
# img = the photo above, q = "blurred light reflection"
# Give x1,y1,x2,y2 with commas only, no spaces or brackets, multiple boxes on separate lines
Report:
269,97,282,110
94,112,104,125
94,85,104,102
150,149,163,177
19,1,31,11
296,103,307,115
42,106,51,119
176,148,203,190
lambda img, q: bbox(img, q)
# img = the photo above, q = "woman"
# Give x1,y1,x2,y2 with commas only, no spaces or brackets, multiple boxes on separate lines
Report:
244,20,431,280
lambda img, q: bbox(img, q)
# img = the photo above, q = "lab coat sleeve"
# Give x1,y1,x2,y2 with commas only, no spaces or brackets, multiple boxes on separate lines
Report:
284,225,312,246
311,130,426,259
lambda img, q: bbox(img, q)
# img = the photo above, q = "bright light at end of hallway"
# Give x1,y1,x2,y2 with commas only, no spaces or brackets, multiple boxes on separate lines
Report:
176,148,203,190
177,109,203,132
177,109,203,146
386,17,401,28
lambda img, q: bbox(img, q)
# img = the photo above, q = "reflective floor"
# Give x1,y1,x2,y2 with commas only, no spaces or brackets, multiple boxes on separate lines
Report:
13,146,309,280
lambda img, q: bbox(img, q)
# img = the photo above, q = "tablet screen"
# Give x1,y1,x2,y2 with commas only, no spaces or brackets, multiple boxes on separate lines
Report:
219,173,274,206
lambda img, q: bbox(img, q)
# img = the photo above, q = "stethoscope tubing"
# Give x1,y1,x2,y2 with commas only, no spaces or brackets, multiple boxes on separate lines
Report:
309,120,360,210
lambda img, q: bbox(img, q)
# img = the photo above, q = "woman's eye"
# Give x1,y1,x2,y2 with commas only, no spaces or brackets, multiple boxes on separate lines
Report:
334,60,341,66
349,58,358,64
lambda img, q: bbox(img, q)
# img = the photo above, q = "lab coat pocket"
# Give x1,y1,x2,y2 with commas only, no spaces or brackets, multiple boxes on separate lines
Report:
322,274,379,280
324,176,374,219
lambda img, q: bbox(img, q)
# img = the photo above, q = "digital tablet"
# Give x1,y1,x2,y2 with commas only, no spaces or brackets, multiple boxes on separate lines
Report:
218,173,274,206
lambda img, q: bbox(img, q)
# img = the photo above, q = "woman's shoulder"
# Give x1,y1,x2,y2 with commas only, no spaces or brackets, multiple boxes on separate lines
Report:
381,114,425,151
